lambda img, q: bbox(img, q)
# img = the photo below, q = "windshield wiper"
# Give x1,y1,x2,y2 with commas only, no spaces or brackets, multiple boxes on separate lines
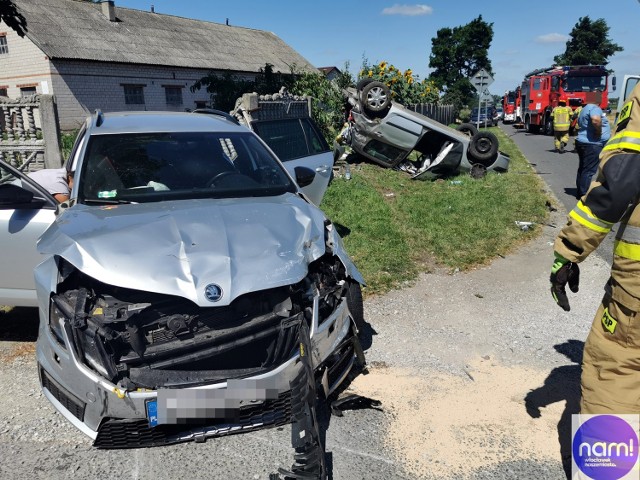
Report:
83,198,136,205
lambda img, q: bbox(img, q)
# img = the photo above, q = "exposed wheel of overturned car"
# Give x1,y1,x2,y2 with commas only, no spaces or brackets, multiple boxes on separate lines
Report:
360,81,391,115
456,123,478,138
468,131,499,164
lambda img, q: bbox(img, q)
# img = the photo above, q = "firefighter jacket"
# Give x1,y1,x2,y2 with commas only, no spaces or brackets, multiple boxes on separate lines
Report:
555,83,640,309
551,106,572,131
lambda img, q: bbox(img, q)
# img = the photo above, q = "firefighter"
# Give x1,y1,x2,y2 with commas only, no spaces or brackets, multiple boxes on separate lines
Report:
570,105,583,152
550,82,640,414
551,99,572,153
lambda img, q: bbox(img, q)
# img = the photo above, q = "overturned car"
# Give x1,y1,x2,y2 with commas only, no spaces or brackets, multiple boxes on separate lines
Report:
0,110,365,448
336,81,510,179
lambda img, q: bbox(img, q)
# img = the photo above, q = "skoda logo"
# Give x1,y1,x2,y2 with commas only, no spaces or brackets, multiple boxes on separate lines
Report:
204,284,223,302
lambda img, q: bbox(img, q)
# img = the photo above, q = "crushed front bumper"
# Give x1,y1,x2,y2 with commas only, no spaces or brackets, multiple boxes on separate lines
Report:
37,297,361,448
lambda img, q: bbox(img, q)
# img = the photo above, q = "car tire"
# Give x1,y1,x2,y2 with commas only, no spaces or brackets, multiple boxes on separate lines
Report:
544,115,553,135
346,281,365,330
356,78,375,91
456,123,478,138
360,81,391,115
468,131,499,164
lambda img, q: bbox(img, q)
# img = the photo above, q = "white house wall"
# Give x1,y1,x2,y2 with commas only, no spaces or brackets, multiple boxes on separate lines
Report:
49,61,256,131
0,25,54,98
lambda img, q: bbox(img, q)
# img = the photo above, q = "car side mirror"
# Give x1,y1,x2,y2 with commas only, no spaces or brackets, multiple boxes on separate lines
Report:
0,183,36,208
294,166,316,188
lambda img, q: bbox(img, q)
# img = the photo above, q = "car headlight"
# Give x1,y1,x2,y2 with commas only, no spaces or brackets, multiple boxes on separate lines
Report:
48,299,68,347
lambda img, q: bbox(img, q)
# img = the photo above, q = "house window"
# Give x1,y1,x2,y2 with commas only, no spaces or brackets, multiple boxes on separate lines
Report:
123,85,145,105
164,86,183,106
195,100,207,109
20,86,36,97
0,35,7,55
0,87,7,97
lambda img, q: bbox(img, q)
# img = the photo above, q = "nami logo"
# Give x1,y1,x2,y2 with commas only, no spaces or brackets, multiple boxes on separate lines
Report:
572,414,639,480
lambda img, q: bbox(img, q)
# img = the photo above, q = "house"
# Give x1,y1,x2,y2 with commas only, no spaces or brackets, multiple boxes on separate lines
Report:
0,0,317,130
318,66,342,83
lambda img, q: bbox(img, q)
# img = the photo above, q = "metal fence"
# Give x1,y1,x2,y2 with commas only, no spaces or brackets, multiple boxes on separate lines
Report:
0,94,62,173
405,103,455,126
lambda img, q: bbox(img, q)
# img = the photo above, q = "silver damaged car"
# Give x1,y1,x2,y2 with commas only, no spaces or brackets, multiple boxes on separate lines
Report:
0,111,365,448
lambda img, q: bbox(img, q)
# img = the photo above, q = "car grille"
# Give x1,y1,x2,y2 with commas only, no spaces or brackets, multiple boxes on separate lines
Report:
93,391,292,449
40,367,86,421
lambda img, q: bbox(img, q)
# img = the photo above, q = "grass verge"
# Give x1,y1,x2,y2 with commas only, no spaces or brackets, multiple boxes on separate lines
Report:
320,126,550,296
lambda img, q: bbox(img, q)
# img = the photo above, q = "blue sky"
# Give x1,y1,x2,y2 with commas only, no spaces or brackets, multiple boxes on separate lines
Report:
116,0,639,98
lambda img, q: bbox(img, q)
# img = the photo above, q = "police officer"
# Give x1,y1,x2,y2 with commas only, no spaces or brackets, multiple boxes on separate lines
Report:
550,83,640,413
551,99,572,153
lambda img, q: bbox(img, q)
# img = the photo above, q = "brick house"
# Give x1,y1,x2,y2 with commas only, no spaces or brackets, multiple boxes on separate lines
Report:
0,0,317,130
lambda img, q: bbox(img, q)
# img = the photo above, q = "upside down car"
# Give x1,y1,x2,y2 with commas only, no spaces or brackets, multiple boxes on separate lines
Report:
336,80,510,179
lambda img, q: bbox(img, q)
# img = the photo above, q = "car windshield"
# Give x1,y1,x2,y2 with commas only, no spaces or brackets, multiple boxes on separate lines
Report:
562,75,607,93
78,132,296,203
471,107,492,117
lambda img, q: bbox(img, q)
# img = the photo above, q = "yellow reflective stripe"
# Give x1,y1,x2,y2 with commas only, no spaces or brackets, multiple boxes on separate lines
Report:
603,131,640,152
614,240,640,261
569,201,613,233
570,210,610,233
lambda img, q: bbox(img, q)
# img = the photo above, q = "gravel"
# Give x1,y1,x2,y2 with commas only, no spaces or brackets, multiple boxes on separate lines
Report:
0,193,608,479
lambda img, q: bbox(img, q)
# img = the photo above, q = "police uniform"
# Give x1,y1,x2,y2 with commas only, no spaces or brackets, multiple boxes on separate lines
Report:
551,102,572,152
553,83,640,413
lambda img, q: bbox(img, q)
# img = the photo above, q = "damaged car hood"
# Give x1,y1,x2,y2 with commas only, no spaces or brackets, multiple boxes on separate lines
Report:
37,194,335,306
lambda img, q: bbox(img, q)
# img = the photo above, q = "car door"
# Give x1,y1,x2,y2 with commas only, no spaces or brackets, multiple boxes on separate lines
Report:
250,118,333,206
0,160,58,306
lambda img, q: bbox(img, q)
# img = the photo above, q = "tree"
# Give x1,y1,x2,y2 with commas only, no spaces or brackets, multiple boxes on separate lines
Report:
553,17,623,67
428,15,494,111
0,0,27,37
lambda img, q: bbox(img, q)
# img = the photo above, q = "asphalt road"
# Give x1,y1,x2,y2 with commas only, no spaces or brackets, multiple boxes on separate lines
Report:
500,123,615,265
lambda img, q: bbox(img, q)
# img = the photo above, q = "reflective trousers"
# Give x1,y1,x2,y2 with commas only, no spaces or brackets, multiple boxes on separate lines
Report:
554,130,569,150
581,294,640,414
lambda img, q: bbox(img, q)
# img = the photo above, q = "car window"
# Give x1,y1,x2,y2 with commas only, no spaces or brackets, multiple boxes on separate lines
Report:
363,139,407,164
251,118,328,161
78,131,296,203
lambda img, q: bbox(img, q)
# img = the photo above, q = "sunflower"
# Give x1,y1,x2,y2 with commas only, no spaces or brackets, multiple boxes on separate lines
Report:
378,61,387,71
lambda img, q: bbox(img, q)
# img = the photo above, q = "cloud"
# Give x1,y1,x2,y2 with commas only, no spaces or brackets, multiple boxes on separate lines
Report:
535,33,568,44
381,4,433,16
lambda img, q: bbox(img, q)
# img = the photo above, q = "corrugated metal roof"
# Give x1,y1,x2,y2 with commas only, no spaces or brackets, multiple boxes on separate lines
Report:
12,0,317,73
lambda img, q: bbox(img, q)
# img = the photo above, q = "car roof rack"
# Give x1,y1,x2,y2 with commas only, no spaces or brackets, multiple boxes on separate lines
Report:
191,108,240,125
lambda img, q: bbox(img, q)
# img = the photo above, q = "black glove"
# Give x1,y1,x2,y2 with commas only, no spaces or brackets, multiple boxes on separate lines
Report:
550,255,580,311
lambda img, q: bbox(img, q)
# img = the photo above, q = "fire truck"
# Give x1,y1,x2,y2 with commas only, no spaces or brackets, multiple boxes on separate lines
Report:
517,65,610,135
502,88,520,123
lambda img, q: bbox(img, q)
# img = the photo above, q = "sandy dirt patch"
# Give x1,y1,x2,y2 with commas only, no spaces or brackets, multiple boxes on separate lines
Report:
350,357,564,478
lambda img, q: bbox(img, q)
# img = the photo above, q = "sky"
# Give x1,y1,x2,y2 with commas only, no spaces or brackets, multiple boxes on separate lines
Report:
115,0,640,98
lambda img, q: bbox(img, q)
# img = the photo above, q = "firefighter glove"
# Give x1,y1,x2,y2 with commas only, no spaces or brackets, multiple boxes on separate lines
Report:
550,253,580,312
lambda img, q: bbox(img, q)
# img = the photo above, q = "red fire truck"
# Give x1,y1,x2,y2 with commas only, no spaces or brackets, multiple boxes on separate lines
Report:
517,65,609,134
502,88,520,123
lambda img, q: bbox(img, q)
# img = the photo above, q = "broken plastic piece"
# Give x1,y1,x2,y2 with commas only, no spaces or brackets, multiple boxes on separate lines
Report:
330,394,382,417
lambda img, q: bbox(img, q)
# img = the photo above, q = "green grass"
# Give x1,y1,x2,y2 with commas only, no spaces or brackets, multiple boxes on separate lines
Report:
320,126,549,295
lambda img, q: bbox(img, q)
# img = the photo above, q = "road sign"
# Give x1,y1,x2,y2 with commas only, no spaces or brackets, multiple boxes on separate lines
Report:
470,68,494,92
479,87,492,101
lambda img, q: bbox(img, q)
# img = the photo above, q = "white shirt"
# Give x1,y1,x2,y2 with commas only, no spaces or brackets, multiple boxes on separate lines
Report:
27,168,70,196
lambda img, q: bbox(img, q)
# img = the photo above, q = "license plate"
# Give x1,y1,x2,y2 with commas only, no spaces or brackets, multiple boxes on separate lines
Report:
146,399,158,427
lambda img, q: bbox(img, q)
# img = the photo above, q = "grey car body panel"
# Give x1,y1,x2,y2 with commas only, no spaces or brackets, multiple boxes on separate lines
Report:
278,150,333,206
0,161,58,306
36,194,357,306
